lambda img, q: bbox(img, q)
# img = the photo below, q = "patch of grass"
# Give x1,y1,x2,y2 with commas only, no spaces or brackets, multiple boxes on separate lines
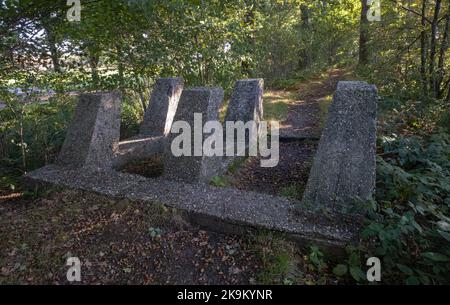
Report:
248,231,296,284
263,90,296,122
227,156,247,174
317,95,332,129
267,78,306,90
279,185,299,199
266,69,330,91
209,157,248,187
248,230,344,285
210,175,230,187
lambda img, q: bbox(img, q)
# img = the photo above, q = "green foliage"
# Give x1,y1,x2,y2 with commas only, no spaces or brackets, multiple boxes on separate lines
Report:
359,1,450,100
120,96,144,139
0,172,19,191
0,94,76,172
308,246,327,272
332,245,366,282
437,109,450,133
254,0,359,79
210,176,230,188
354,112,449,284
332,264,348,277
0,92,142,174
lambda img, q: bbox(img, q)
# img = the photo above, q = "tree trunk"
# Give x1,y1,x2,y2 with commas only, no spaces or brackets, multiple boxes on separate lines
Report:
241,0,256,76
298,4,311,69
420,0,428,94
48,38,60,73
358,0,370,66
437,3,449,98
116,45,125,94
429,0,442,97
44,25,61,73
88,47,100,87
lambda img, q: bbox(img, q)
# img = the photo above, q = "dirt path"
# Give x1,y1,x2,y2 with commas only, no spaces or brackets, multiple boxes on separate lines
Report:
280,69,346,139
230,69,349,198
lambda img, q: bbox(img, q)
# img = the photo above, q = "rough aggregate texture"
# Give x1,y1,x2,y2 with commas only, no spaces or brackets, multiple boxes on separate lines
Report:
57,91,121,170
302,81,378,213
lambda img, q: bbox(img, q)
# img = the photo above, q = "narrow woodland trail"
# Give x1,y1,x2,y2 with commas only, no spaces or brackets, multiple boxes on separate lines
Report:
231,69,350,198
280,69,346,139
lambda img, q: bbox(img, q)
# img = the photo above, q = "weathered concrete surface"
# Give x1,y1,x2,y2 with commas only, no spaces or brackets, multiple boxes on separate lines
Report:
26,165,145,197
57,91,121,170
163,87,224,184
114,78,182,168
140,78,184,137
25,165,359,252
302,81,378,213
225,79,263,125
113,135,164,169
223,79,264,159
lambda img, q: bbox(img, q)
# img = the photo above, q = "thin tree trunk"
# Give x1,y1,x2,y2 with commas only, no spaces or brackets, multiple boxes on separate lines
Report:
420,0,428,94
299,4,311,69
116,45,125,94
437,3,449,98
49,39,60,73
89,53,100,87
358,0,370,66
44,25,61,73
429,0,442,97
19,107,26,170
241,0,256,76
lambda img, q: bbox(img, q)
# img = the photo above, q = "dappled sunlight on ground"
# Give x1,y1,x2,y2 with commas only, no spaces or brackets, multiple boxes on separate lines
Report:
263,90,298,122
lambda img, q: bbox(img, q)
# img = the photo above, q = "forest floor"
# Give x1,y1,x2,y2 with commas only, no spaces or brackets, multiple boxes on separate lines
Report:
0,70,349,284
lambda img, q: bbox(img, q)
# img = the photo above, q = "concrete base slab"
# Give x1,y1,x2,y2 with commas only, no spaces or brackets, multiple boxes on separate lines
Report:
25,165,360,253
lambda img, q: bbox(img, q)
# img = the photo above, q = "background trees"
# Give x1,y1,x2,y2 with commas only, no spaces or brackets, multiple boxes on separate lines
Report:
0,0,448,101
